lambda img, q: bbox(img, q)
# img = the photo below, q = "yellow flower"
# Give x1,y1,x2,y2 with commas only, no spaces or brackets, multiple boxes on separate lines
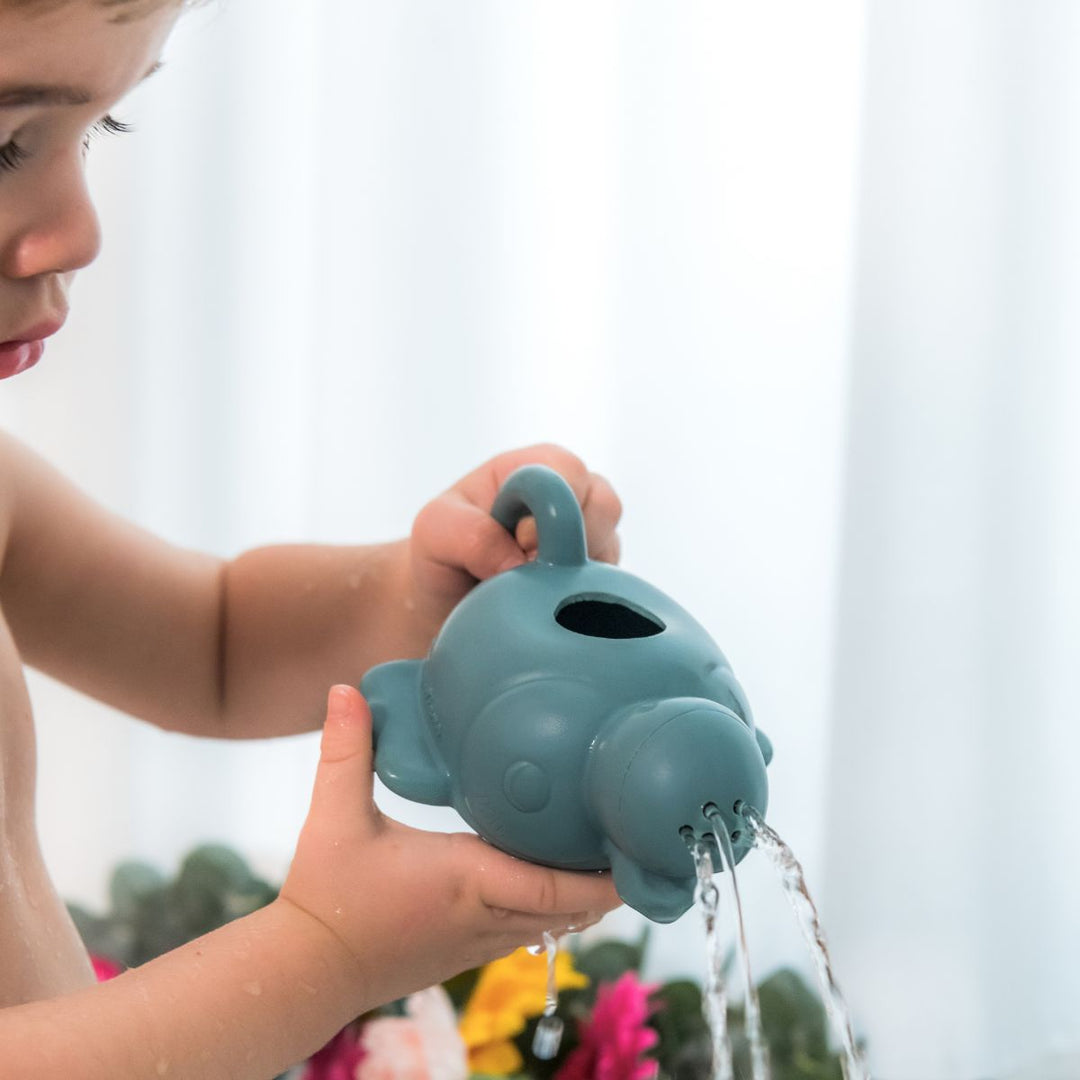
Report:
459,947,589,1075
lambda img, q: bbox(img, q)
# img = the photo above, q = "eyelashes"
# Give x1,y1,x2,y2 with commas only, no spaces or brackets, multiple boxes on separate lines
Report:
0,140,29,175
0,114,133,176
83,113,135,150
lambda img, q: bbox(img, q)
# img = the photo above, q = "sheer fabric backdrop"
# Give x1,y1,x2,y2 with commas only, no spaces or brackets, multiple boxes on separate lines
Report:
824,3,1080,1077
1,2,1076,1077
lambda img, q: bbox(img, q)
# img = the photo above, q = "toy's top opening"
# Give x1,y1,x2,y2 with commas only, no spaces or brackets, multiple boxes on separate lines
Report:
555,594,665,639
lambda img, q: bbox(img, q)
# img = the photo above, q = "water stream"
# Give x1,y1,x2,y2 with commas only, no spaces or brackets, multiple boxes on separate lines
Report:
707,806,771,1080
524,806,865,1077
531,930,564,1060
691,838,736,1080
739,803,870,1080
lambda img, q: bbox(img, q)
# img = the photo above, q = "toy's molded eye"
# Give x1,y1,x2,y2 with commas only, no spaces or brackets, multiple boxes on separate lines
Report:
503,760,552,812
554,593,665,640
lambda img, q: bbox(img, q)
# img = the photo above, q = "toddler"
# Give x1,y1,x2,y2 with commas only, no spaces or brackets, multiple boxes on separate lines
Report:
0,0,623,1074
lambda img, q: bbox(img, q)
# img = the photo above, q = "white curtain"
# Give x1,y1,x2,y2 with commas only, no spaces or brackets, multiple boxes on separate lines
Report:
823,3,1080,1078
1,2,1076,1077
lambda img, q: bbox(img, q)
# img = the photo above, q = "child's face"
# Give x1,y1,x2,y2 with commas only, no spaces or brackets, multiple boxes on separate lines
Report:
0,1,178,378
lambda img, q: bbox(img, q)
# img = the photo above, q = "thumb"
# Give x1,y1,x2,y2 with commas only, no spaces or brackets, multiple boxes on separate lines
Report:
307,685,378,831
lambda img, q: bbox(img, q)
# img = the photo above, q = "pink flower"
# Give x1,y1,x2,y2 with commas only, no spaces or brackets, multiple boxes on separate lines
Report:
301,1027,365,1080
90,955,122,981
357,1018,427,1080
358,986,467,1080
554,972,660,1080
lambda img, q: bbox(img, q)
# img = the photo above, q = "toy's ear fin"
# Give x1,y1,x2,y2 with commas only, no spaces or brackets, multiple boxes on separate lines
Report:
754,726,774,766
606,845,695,924
361,659,451,806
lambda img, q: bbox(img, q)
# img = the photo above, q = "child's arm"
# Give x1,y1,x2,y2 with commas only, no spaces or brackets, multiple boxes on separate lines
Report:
0,687,618,1077
0,433,620,737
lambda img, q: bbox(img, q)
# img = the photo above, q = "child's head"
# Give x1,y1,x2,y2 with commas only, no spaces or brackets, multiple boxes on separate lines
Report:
0,0,183,378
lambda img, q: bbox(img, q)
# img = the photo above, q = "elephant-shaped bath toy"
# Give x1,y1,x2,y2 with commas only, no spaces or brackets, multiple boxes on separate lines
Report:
361,465,772,922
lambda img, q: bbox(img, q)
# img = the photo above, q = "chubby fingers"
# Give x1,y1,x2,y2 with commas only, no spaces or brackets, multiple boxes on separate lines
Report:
306,685,381,838
579,470,622,564
415,444,623,584
464,838,621,931
412,493,529,584
508,466,622,566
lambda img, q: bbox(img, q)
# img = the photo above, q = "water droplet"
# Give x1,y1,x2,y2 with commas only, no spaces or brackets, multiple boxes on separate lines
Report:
243,980,262,997
532,1015,564,1060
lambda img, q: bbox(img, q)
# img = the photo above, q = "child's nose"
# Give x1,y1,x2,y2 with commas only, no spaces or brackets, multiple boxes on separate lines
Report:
1,160,102,281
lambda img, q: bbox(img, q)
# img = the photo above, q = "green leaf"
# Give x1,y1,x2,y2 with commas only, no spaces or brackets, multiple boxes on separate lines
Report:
664,1032,713,1080
572,926,649,987
179,844,257,892
442,966,482,1010
650,980,708,1076
173,845,274,937
130,887,195,965
757,968,830,1065
109,860,165,921
791,1049,845,1079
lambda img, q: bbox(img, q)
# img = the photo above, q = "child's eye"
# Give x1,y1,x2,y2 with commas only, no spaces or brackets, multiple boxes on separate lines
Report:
0,139,29,175
82,114,134,151
0,115,133,178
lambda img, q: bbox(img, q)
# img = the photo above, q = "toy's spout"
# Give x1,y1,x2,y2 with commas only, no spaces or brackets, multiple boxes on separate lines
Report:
585,697,770,921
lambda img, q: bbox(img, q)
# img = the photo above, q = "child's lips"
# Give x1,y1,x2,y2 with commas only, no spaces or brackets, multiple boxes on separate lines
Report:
0,338,46,379
0,318,64,379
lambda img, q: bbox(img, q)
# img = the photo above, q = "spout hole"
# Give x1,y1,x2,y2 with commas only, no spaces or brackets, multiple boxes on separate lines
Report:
733,799,745,815
730,830,742,844
702,801,720,818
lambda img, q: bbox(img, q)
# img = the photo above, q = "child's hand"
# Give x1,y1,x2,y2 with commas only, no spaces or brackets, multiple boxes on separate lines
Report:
407,444,621,635
280,686,621,1009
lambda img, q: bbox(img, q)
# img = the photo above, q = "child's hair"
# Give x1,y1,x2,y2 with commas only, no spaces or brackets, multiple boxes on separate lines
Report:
2,0,189,21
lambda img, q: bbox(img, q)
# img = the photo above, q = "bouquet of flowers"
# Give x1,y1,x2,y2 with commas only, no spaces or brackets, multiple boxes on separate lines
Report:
70,845,848,1080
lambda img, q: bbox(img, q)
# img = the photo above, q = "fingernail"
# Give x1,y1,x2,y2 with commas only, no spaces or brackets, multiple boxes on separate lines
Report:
328,685,353,721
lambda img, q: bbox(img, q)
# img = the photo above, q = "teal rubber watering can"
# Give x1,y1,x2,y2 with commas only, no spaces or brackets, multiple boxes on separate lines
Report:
362,465,772,922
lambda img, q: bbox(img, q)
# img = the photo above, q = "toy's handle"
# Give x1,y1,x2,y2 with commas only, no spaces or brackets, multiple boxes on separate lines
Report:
491,465,588,567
